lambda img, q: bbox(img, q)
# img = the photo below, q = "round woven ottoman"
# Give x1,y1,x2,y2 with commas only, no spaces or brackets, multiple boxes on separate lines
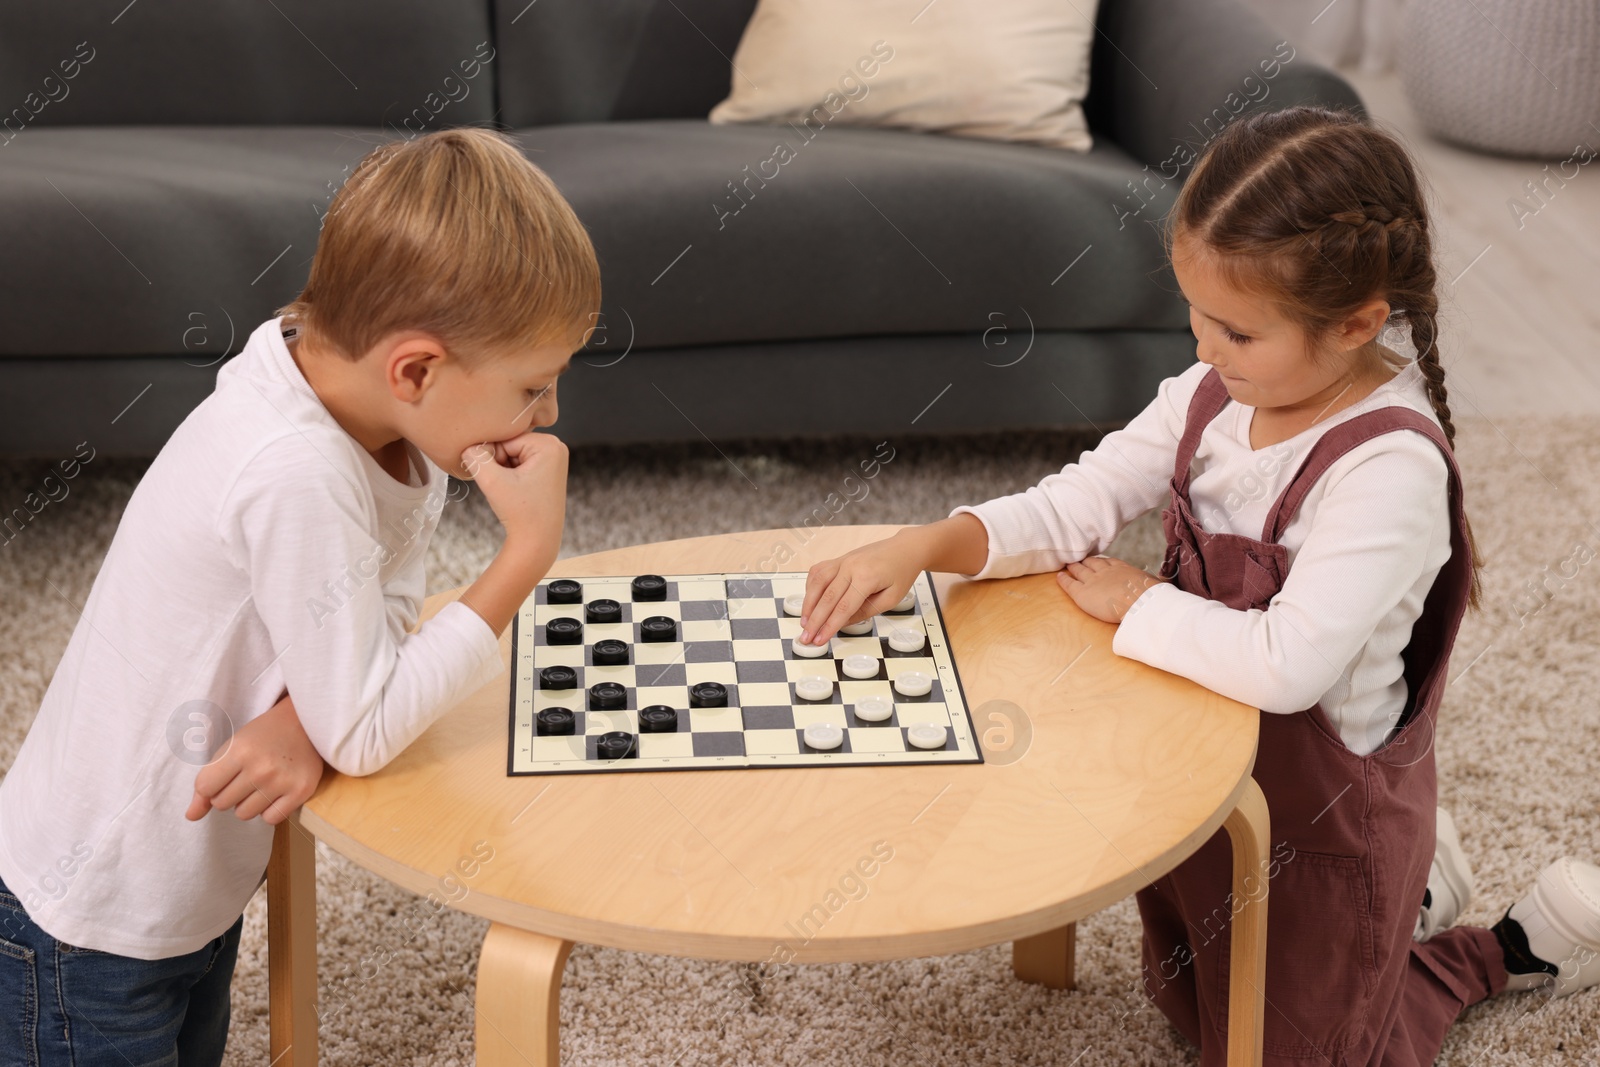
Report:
1400,0,1600,157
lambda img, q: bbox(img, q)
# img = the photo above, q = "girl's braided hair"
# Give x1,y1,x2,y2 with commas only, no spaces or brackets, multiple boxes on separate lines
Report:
1167,104,1482,609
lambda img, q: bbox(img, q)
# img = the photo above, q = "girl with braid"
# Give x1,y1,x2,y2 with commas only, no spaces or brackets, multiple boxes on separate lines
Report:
801,105,1599,1064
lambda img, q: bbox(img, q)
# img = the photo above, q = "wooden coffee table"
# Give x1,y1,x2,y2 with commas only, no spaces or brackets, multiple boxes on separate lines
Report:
266,525,1269,1066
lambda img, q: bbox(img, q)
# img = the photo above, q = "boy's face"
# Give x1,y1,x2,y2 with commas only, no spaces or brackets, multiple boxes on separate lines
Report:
380,330,578,480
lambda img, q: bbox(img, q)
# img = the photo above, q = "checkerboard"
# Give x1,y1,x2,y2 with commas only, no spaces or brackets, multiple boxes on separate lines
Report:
507,571,982,775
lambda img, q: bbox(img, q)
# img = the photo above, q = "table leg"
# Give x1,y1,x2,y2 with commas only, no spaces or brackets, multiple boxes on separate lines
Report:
1012,923,1077,990
475,924,573,1067
268,816,319,1067
1223,777,1270,1067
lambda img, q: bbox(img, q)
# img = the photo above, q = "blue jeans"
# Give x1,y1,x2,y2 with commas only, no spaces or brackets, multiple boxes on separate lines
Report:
0,874,241,1066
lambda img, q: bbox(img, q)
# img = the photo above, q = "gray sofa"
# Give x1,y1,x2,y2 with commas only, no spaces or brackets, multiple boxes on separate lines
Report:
0,0,1361,457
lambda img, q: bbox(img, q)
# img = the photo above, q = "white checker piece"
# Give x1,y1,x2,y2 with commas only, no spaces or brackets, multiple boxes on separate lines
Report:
509,571,979,775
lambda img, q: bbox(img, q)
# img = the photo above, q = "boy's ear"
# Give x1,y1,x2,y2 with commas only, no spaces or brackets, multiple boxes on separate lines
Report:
385,334,450,401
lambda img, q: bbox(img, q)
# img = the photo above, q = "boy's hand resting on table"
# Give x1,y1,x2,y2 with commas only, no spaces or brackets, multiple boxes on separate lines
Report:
186,691,324,825
1057,555,1168,624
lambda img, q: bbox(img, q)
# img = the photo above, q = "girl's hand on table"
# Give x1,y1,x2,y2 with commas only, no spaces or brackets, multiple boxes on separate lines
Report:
1056,555,1168,624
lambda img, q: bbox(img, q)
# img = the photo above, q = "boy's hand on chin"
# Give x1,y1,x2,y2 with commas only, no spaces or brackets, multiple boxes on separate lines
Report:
461,432,568,575
186,691,325,826
1056,555,1167,624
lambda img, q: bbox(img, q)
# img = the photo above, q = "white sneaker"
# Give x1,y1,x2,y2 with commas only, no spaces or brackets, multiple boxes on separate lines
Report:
1415,807,1474,941
1500,857,1600,997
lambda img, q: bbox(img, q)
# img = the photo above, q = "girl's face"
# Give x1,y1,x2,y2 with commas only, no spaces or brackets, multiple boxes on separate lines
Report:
1171,232,1388,413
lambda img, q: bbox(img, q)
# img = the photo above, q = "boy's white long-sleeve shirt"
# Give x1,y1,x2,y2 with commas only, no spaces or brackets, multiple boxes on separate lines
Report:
950,358,1453,757
0,316,504,959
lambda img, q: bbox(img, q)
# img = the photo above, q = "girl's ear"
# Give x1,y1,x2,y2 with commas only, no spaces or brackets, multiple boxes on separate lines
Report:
1333,298,1391,351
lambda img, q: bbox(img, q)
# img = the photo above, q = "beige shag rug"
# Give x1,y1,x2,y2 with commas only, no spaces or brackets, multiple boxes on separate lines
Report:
2,415,1596,1066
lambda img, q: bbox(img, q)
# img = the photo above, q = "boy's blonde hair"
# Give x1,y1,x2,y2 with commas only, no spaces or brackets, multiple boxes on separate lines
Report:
277,127,600,366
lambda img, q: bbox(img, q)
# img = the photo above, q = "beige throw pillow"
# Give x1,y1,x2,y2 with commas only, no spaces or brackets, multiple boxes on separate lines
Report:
708,0,1101,151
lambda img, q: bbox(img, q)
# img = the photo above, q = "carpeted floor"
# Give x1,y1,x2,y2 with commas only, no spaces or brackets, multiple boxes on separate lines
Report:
2,415,1597,1065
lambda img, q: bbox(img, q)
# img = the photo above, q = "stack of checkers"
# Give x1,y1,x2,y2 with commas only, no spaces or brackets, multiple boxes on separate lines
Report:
509,571,981,774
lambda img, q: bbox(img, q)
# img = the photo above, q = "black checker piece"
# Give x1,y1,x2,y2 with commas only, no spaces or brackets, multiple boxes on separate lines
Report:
689,682,729,708
586,599,623,624
639,616,678,642
539,665,577,690
638,705,679,732
631,574,668,601
535,707,576,735
593,731,637,760
546,579,582,604
588,681,628,711
545,617,583,645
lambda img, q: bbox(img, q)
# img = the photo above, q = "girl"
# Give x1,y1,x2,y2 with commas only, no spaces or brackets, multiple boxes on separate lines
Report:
798,105,1599,1065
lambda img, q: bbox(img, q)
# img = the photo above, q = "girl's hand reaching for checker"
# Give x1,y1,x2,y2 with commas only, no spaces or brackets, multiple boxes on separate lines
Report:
800,537,921,646
801,516,991,645
1057,555,1168,624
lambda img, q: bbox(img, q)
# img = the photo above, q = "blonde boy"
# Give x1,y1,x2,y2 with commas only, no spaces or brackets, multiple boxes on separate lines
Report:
0,128,597,1064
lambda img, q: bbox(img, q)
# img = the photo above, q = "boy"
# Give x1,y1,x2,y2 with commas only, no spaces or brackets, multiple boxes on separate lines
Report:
0,127,598,1064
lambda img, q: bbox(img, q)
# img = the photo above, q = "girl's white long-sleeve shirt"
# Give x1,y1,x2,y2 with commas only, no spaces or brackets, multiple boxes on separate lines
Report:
0,316,505,959
949,358,1452,756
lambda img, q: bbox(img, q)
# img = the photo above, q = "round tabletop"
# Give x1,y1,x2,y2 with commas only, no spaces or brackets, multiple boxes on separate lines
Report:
300,525,1258,964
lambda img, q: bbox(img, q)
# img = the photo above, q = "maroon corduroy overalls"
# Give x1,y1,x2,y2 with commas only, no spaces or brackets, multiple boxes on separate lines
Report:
1135,368,1508,1066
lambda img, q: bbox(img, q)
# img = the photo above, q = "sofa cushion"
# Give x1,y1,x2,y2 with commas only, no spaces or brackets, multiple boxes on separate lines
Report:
519,119,1184,348
708,0,1098,151
0,2,496,128
494,0,759,125
0,127,376,356
0,120,1184,358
